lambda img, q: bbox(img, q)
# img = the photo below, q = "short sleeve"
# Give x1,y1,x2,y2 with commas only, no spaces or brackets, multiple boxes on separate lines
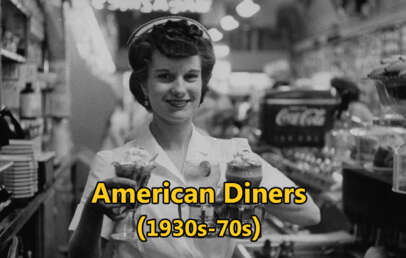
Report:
231,137,298,189
68,151,116,239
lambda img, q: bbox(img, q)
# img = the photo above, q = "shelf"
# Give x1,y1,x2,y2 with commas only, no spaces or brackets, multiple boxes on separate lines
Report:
264,153,339,192
0,187,51,250
294,5,406,53
1,49,26,63
284,169,337,192
0,157,74,250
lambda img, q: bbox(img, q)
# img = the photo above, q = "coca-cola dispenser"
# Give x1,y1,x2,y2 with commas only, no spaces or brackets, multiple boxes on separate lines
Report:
260,89,339,147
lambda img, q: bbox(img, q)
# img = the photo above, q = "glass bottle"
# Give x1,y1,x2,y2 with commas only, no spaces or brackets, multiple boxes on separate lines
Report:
20,82,42,119
330,111,353,163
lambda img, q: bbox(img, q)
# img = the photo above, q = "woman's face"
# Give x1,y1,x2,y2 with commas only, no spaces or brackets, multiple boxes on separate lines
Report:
143,51,202,124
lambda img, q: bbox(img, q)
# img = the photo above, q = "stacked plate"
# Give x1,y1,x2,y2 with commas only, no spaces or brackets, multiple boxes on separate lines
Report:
0,141,38,199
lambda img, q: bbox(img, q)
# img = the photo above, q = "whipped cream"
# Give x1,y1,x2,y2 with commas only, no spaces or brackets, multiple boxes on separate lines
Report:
119,147,153,167
228,150,262,168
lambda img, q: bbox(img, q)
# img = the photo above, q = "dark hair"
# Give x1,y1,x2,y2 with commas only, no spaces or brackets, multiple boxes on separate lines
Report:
128,19,215,111
331,77,361,118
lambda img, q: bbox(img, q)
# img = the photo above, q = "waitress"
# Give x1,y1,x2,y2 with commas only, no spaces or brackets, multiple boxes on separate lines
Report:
68,16,320,258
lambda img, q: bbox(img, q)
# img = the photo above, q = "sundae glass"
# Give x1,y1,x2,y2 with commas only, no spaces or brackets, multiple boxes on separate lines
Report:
213,150,264,238
110,147,157,241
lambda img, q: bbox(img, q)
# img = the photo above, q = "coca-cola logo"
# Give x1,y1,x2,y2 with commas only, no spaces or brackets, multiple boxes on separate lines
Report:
275,107,326,127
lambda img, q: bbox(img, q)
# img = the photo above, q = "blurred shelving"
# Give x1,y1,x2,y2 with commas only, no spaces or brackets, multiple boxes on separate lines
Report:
1,49,26,63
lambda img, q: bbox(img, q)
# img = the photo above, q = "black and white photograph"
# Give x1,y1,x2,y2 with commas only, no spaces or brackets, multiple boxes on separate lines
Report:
1,0,406,257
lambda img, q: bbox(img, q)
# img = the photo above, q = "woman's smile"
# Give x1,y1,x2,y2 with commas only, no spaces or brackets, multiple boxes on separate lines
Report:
166,98,192,109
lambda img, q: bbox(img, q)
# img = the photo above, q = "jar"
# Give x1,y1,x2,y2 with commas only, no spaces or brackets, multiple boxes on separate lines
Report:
350,126,406,167
373,78,406,115
20,82,42,118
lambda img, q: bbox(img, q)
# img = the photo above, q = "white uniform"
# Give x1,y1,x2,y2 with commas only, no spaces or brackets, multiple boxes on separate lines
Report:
69,122,291,258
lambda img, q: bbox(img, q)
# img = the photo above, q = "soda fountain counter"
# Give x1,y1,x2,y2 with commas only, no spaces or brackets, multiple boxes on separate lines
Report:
232,161,406,258
342,163,406,255
229,88,361,258
230,86,406,257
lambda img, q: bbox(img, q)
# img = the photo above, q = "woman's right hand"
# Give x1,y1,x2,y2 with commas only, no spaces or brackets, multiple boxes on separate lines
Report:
86,177,139,221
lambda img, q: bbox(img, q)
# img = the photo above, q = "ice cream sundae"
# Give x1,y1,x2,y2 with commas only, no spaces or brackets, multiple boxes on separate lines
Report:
226,150,263,187
112,147,156,184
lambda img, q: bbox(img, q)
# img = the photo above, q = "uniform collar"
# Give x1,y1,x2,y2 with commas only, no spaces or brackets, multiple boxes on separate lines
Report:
127,122,211,185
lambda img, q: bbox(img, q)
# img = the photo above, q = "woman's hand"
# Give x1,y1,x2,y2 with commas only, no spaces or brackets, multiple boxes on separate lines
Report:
70,176,142,258
86,177,139,221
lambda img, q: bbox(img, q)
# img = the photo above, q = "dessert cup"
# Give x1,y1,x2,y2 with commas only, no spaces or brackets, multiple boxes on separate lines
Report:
110,147,156,241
